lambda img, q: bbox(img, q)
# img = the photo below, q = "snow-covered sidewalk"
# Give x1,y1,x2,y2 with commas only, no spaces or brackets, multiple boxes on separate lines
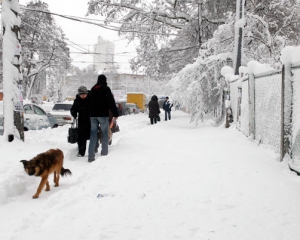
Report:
0,110,300,240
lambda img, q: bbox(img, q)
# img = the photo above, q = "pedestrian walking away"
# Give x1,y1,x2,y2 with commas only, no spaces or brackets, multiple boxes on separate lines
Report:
88,74,119,162
148,95,160,125
70,86,90,157
163,96,173,121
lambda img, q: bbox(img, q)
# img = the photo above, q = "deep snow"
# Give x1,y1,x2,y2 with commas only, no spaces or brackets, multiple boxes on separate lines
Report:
1,110,300,240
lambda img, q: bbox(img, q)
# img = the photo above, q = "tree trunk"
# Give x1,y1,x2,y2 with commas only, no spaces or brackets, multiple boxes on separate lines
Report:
234,0,244,75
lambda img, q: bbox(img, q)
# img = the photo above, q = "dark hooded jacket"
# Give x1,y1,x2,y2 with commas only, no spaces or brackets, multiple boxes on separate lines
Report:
89,74,119,118
163,99,173,111
70,93,91,139
148,95,160,118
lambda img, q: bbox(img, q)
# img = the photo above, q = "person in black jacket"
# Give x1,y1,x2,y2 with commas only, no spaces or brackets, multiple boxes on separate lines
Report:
70,86,90,157
148,95,160,125
163,96,173,121
88,74,119,162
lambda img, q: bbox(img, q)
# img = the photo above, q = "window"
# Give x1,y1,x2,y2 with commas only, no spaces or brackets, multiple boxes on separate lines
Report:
52,104,72,111
23,105,34,114
33,105,46,115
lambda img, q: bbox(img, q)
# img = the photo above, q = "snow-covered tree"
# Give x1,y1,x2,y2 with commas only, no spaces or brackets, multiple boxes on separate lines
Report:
21,0,71,100
87,0,236,79
2,0,24,141
166,51,230,124
87,0,300,124
243,0,300,67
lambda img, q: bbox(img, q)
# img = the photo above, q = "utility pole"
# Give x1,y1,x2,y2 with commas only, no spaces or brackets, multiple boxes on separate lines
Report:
2,0,24,142
234,0,245,75
197,0,203,47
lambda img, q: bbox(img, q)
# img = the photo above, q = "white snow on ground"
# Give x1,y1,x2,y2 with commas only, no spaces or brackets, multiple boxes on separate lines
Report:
0,110,300,240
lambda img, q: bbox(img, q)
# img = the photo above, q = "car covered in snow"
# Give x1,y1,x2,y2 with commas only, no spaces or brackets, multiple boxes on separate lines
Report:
23,103,58,131
49,102,73,126
0,102,58,134
125,103,140,115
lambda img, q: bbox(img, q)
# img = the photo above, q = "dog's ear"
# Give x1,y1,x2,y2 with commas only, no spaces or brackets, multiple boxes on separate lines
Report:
20,160,27,167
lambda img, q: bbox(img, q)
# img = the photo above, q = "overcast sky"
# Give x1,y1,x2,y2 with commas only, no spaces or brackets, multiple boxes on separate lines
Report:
19,0,137,69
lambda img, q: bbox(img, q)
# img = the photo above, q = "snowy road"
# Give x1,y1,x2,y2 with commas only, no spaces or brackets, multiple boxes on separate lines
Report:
0,110,300,240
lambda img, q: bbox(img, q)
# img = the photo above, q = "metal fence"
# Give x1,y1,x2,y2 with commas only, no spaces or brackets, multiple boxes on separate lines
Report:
229,63,300,163
290,64,300,163
254,71,282,153
240,78,250,136
229,68,284,156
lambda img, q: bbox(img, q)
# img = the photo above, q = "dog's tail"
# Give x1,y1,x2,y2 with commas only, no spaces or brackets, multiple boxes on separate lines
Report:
60,167,72,177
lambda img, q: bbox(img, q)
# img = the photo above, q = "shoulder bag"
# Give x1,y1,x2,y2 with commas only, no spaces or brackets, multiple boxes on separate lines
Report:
68,119,78,143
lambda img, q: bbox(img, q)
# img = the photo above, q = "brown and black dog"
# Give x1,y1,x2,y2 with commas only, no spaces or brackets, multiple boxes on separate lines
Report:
20,148,72,199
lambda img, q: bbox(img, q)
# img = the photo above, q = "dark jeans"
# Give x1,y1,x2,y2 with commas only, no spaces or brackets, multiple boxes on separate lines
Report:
78,136,98,156
88,117,109,160
150,117,157,124
165,111,171,120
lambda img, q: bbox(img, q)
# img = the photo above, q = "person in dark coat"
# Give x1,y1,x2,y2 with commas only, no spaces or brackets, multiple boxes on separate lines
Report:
70,86,90,157
148,95,160,125
88,74,119,162
163,96,173,121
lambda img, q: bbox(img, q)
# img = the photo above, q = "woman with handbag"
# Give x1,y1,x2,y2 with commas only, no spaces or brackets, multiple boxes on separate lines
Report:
70,86,91,157
148,95,160,125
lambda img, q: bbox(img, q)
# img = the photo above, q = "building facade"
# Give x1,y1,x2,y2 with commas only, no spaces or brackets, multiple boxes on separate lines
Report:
93,36,115,72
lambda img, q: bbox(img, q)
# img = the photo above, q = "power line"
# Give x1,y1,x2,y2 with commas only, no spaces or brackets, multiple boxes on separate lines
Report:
20,6,181,36
19,6,138,67
67,38,130,46
21,50,136,55
19,5,183,27
21,20,105,64
72,61,131,64
20,9,105,64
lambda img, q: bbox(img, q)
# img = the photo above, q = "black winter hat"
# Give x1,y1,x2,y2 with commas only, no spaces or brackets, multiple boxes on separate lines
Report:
97,74,107,86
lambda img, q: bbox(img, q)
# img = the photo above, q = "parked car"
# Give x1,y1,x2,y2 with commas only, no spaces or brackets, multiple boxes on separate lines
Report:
116,100,127,116
50,102,73,126
23,103,58,131
0,102,58,134
125,103,140,115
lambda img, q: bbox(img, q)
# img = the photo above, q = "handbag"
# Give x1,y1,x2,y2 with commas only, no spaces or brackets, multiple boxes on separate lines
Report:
156,115,161,122
68,119,78,144
111,121,120,133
